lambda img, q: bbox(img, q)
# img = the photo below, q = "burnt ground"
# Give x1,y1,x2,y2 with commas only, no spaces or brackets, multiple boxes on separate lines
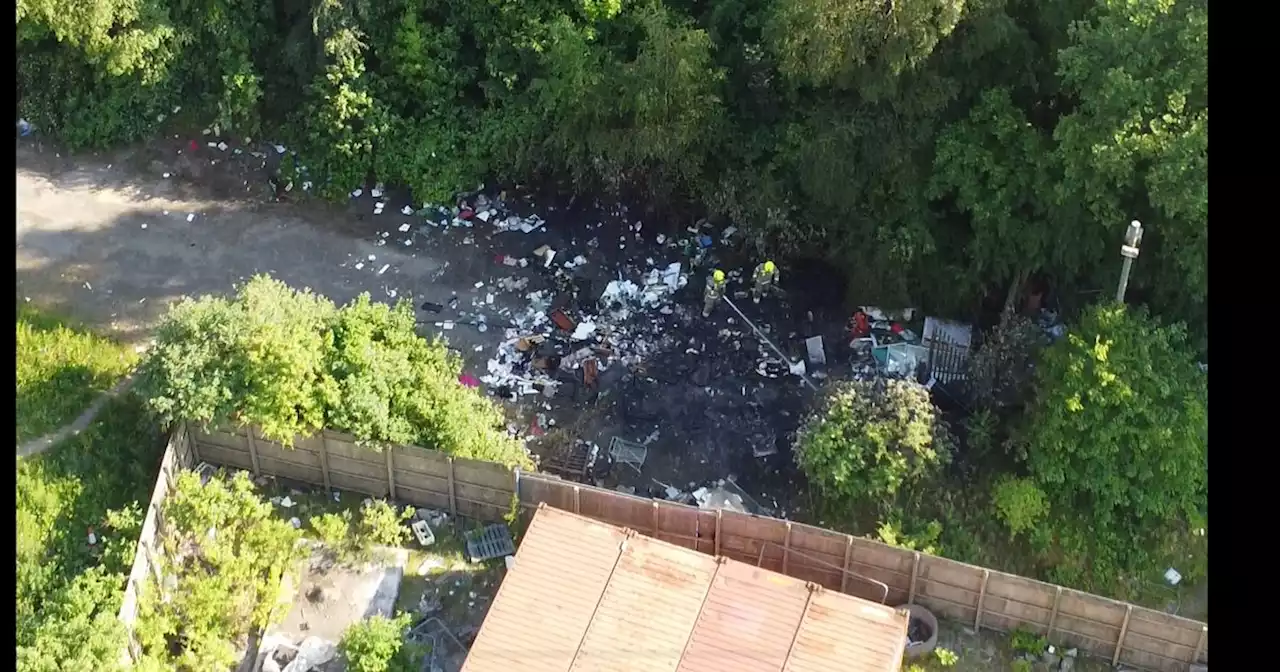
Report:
16,133,855,517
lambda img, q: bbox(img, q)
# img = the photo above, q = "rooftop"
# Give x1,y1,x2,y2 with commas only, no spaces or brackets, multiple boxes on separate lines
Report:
461,504,910,672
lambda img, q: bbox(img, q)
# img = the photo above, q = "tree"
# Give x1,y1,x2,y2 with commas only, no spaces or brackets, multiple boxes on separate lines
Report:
795,379,954,515
1020,303,1206,590
134,470,305,670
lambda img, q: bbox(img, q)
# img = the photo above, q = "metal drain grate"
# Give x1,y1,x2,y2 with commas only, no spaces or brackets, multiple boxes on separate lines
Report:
465,524,515,562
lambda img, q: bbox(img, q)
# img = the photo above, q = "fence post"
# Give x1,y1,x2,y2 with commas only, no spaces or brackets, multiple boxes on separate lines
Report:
318,432,332,492
974,570,990,630
908,552,922,605
840,536,854,593
1046,587,1063,638
651,501,661,538
1192,626,1207,664
184,422,198,463
714,509,722,556
385,447,397,500
245,427,261,476
1112,604,1133,666
782,522,793,574
446,457,457,516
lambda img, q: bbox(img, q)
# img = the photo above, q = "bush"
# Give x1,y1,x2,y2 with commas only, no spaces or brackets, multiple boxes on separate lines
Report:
310,500,413,565
138,275,531,468
990,476,1049,538
339,614,425,672
16,393,165,672
795,379,954,515
1019,304,1207,592
134,470,305,669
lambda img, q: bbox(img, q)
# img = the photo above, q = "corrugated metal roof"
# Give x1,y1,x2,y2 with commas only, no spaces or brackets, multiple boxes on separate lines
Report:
462,505,909,672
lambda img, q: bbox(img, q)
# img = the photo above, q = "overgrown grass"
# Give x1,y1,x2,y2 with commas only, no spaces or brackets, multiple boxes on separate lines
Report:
16,393,167,670
17,305,138,442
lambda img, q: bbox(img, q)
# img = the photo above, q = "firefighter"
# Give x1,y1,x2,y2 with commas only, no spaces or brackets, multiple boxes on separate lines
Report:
751,260,779,303
703,269,727,317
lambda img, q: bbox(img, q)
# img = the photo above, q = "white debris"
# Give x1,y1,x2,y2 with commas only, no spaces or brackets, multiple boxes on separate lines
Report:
351,188,363,198
477,210,492,222
186,213,196,222
274,144,287,154
354,262,364,270
377,264,390,276
141,223,147,229
474,281,485,289
279,496,295,508
368,254,377,261
371,187,383,199
281,637,337,672
398,223,411,232
216,141,228,152
571,322,597,341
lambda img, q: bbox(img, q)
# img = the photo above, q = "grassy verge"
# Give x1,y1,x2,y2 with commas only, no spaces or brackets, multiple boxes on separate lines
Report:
17,305,138,443
16,393,167,669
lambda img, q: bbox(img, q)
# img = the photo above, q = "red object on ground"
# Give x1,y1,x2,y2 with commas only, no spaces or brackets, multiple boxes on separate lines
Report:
459,208,475,220
458,373,480,388
550,309,576,332
188,140,199,152
890,323,904,334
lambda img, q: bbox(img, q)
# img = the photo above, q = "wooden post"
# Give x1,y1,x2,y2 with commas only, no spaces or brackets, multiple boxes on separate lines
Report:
318,432,332,492
840,536,854,593
908,552,922,605
446,457,458,516
782,522,793,574
1112,604,1133,666
1047,587,1063,638
573,486,582,514
714,510,723,556
1192,626,1207,664
385,447,397,500
245,427,261,476
652,501,661,538
974,570,990,630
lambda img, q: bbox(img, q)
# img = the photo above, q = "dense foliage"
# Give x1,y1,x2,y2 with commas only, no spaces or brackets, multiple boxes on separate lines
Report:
18,0,1207,345
16,307,164,672
16,397,164,672
1017,303,1208,592
137,275,531,467
134,470,306,669
795,379,953,516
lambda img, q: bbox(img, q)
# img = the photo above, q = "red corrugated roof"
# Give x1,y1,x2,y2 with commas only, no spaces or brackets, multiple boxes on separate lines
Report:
462,505,908,672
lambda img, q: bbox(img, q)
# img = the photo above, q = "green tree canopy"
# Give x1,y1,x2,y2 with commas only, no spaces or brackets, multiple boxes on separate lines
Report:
1020,303,1207,590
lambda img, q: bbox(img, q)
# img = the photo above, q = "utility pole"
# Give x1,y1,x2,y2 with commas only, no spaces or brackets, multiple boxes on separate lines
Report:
722,295,819,392
1116,220,1143,303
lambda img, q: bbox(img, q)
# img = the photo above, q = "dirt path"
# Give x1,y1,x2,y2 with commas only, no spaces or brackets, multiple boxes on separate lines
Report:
17,140,503,364
16,373,137,458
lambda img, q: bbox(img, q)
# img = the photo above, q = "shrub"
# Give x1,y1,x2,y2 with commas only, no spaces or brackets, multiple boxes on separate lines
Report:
795,379,954,514
990,476,1049,538
134,471,305,669
339,614,425,672
138,275,532,469
966,313,1044,412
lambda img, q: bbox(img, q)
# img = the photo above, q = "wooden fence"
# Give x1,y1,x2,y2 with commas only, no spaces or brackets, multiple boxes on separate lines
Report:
183,424,1208,672
116,423,197,664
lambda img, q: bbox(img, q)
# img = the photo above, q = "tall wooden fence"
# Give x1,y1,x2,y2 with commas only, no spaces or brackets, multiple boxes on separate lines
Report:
182,424,1208,672
116,423,197,664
